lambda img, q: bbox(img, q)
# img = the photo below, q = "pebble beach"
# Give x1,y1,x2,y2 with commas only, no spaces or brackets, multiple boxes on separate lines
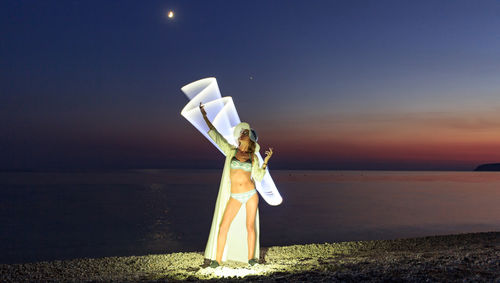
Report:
1,231,499,282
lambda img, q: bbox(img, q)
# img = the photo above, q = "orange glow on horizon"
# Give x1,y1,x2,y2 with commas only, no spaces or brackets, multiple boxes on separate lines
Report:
258,109,500,167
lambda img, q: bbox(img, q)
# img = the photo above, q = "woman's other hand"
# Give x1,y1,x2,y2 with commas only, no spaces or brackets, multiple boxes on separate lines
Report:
264,147,273,162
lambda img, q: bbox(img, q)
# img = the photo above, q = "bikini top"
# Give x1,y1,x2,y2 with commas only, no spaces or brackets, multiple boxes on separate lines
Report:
230,148,252,172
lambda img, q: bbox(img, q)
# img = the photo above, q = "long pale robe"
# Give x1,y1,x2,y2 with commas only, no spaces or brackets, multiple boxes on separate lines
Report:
204,127,266,263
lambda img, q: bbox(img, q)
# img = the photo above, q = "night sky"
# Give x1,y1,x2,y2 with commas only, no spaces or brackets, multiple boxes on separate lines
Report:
1,0,499,171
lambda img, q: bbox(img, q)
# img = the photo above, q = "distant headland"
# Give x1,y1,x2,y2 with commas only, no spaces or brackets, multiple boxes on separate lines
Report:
474,163,500,171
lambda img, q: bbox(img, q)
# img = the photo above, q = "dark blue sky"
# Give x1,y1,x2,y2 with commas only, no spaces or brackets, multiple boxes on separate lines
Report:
1,0,499,171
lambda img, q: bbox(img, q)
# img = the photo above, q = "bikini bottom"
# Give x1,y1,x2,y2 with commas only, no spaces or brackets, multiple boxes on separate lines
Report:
230,189,257,204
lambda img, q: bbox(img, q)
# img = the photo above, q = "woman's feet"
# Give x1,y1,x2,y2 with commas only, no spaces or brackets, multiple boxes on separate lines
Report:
209,260,220,268
248,258,258,266
209,259,259,268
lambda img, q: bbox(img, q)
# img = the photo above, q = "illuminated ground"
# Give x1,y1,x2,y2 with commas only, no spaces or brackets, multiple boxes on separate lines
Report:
1,231,499,282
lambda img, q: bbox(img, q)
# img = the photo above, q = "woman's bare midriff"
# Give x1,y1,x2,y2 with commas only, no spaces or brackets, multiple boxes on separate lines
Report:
230,168,255,194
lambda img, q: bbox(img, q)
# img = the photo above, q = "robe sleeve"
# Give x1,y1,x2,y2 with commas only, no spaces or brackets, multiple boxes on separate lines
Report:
207,128,233,156
252,154,266,182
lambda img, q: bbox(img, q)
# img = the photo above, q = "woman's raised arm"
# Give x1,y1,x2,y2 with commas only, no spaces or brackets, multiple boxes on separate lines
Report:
200,102,215,130
200,102,233,155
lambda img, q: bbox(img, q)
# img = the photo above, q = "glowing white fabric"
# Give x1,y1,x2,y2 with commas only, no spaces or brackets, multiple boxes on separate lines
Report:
180,77,282,206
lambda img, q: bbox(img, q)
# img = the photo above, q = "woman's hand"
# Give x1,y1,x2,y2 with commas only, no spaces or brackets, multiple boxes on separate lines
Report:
199,102,207,116
264,147,273,162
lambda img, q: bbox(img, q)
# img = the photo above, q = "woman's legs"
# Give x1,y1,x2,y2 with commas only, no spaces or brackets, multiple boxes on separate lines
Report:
245,192,259,260
216,197,242,264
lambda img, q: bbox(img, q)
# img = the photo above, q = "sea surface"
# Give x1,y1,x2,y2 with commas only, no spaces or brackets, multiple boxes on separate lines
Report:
1,169,499,264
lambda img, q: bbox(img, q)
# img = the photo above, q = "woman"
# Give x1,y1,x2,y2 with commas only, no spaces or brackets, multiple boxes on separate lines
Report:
199,102,273,267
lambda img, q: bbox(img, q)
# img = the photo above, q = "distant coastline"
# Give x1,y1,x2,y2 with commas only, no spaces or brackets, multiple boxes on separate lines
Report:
474,163,500,171
0,168,478,173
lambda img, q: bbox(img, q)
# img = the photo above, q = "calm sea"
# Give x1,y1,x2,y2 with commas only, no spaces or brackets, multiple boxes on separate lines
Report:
1,169,499,264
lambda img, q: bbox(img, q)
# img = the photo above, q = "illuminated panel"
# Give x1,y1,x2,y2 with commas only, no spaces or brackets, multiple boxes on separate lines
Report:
180,77,282,206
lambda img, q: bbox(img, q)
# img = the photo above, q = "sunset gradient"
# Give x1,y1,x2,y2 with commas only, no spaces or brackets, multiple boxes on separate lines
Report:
1,0,499,171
